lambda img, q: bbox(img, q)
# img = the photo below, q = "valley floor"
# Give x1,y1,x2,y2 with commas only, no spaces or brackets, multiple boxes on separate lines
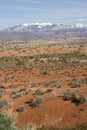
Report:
0,38,87,128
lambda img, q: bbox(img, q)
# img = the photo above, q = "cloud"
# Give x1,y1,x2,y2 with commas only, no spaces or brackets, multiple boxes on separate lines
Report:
74,18,87,22
69,18,87,23
8,0,41,4
0,5,52,12
0,6,28,10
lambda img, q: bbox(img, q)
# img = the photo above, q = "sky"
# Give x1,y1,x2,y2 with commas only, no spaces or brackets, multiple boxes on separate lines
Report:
0,0,87,30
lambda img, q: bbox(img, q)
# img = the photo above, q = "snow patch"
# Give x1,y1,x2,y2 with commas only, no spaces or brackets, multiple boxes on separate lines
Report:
22,23,29,26
75,23,84,28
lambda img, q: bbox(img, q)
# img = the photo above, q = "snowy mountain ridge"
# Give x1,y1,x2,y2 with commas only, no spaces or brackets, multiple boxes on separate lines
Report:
1,22,86,33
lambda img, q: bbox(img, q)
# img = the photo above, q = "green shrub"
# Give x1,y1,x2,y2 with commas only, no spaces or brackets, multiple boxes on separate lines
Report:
0,110,20,130
22,124,36,130
37,125,58,130
0,99,8,108
37,123,87,130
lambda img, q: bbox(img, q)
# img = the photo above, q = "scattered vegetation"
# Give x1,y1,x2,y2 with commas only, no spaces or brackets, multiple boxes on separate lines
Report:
0,52,87,69
0,42,87,129
37,123,87,130
0,110,87,130
11,88,28,99
60,89,86,105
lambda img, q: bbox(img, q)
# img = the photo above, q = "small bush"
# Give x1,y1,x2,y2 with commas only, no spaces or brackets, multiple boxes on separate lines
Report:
28,98,34,104
0,84,5,89
69,79,81,88
56,85,61,89
11,88,28,99
12,93,22,99
22,124,36,130
81,78,87,84
61,90,86,105
19,88,26,92
35,89,44,95
27,97,43,108
78,95,86,105
31,83,36,88
0,99,8,108
9,84,15,89
45,89,53,93
16,106,24,112
40,71,48,75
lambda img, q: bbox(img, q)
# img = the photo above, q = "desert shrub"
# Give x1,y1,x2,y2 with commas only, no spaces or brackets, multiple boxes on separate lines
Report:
0,84,5,89
40,71,48,75
22,124,36,130
0,110,87,130
16,106,24,112
0,110,20,130
36,97,42,104
27,98,34,103
37,80,51,87
27,97,42,108
70,92,78,102
45,89,53,93
77,95,86,105
12,93,22,99
19,88,26,92
9,84,15,89
35,89,44,95
0,99,8,108
31,83,36,88
11,88,28,99
56,85,61,88
61,90,86,105
69,79,81,88
62,90,76,101
43,81,50,87
81,78,87,84
0,89,6,98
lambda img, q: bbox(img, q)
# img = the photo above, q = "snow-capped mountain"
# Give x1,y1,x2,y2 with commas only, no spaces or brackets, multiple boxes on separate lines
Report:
0,22,87,40
1,22,84,33
1,22,86,33
73,23,85,28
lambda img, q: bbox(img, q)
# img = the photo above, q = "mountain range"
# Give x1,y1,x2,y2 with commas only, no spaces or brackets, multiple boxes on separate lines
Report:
0,22,87,40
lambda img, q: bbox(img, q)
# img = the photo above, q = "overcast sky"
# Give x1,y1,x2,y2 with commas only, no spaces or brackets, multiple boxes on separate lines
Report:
0,0,87,29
